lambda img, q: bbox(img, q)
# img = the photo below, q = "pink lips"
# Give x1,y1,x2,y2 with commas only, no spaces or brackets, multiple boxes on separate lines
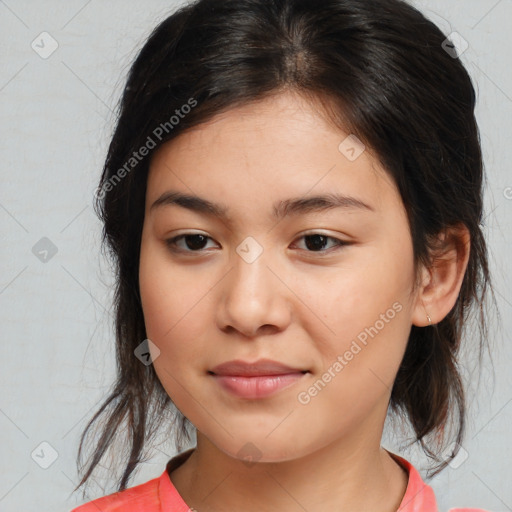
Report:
209,359,308,399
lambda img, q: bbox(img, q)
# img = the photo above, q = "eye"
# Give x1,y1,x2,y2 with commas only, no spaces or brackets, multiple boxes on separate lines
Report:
164,231,350,256
165,233,218,254
292,232,349,254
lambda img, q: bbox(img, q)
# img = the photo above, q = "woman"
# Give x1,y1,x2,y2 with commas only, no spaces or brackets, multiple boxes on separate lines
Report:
72,0,495,510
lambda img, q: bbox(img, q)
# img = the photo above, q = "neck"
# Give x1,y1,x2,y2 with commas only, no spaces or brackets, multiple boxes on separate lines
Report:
170,428,408,512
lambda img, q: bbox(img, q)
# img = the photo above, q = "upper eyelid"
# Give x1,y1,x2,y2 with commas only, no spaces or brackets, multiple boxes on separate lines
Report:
167,230,344,242
166,231,348,251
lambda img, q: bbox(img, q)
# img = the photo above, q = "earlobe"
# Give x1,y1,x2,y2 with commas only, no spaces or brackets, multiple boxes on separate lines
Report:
411,264,435,327
412,224,471,327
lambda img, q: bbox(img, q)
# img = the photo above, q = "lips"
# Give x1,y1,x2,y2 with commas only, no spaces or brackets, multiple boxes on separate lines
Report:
209,359,309,399
210,359,308,377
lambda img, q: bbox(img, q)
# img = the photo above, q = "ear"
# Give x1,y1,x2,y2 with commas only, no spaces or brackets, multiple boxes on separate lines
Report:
412,223,471,327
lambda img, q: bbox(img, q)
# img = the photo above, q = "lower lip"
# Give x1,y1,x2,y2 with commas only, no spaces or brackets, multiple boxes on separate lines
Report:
212,373,306,399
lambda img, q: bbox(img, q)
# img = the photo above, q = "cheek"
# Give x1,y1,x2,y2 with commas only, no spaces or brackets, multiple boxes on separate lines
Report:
307,251,412,332
138,251,211,411
304,245,415,386
139,240,197,351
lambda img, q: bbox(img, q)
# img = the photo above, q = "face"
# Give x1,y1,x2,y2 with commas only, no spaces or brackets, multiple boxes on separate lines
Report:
139,91,420,463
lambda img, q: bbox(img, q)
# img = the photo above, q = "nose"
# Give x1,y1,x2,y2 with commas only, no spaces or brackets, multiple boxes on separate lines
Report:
216,242,292,339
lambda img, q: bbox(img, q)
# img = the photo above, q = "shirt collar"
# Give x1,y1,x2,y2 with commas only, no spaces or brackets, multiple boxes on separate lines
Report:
388,451,439,512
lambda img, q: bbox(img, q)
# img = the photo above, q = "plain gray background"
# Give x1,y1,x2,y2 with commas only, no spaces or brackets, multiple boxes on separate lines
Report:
1,1,511,511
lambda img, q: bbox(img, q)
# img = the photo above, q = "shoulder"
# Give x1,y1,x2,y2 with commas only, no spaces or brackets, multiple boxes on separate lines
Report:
388,451,492,512
70,473,162,512
70,450,194,512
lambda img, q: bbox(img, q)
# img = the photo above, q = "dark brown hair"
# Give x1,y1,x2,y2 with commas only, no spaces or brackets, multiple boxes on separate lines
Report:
76,0,496,494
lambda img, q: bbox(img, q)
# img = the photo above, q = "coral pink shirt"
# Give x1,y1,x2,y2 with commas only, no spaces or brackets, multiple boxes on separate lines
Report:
71,449,488,512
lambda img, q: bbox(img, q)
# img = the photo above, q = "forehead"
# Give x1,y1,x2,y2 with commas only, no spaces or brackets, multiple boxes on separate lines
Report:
146,91,399,221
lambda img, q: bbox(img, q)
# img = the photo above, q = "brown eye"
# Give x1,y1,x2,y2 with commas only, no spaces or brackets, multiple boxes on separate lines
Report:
165,234,217,253
164,231,349,256
293,233,349,254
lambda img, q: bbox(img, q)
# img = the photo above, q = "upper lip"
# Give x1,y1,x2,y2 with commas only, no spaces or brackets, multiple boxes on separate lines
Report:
210,359,307,377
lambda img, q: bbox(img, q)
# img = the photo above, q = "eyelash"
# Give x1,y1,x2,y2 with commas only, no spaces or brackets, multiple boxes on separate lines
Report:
164,232,350,256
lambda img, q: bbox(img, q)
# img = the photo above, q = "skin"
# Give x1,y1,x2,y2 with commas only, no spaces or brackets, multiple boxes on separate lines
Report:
138,90,470,512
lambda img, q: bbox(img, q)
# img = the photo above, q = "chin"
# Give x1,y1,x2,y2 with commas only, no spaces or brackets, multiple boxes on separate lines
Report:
203,429,319,465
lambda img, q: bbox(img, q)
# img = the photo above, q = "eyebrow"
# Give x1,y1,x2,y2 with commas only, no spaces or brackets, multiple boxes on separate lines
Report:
150,190,375,222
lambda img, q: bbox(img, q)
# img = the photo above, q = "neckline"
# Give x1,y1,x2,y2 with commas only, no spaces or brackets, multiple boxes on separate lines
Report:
162,448,438,511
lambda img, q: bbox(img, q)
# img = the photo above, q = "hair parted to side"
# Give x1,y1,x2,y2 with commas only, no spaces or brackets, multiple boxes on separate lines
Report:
76,0,496,494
